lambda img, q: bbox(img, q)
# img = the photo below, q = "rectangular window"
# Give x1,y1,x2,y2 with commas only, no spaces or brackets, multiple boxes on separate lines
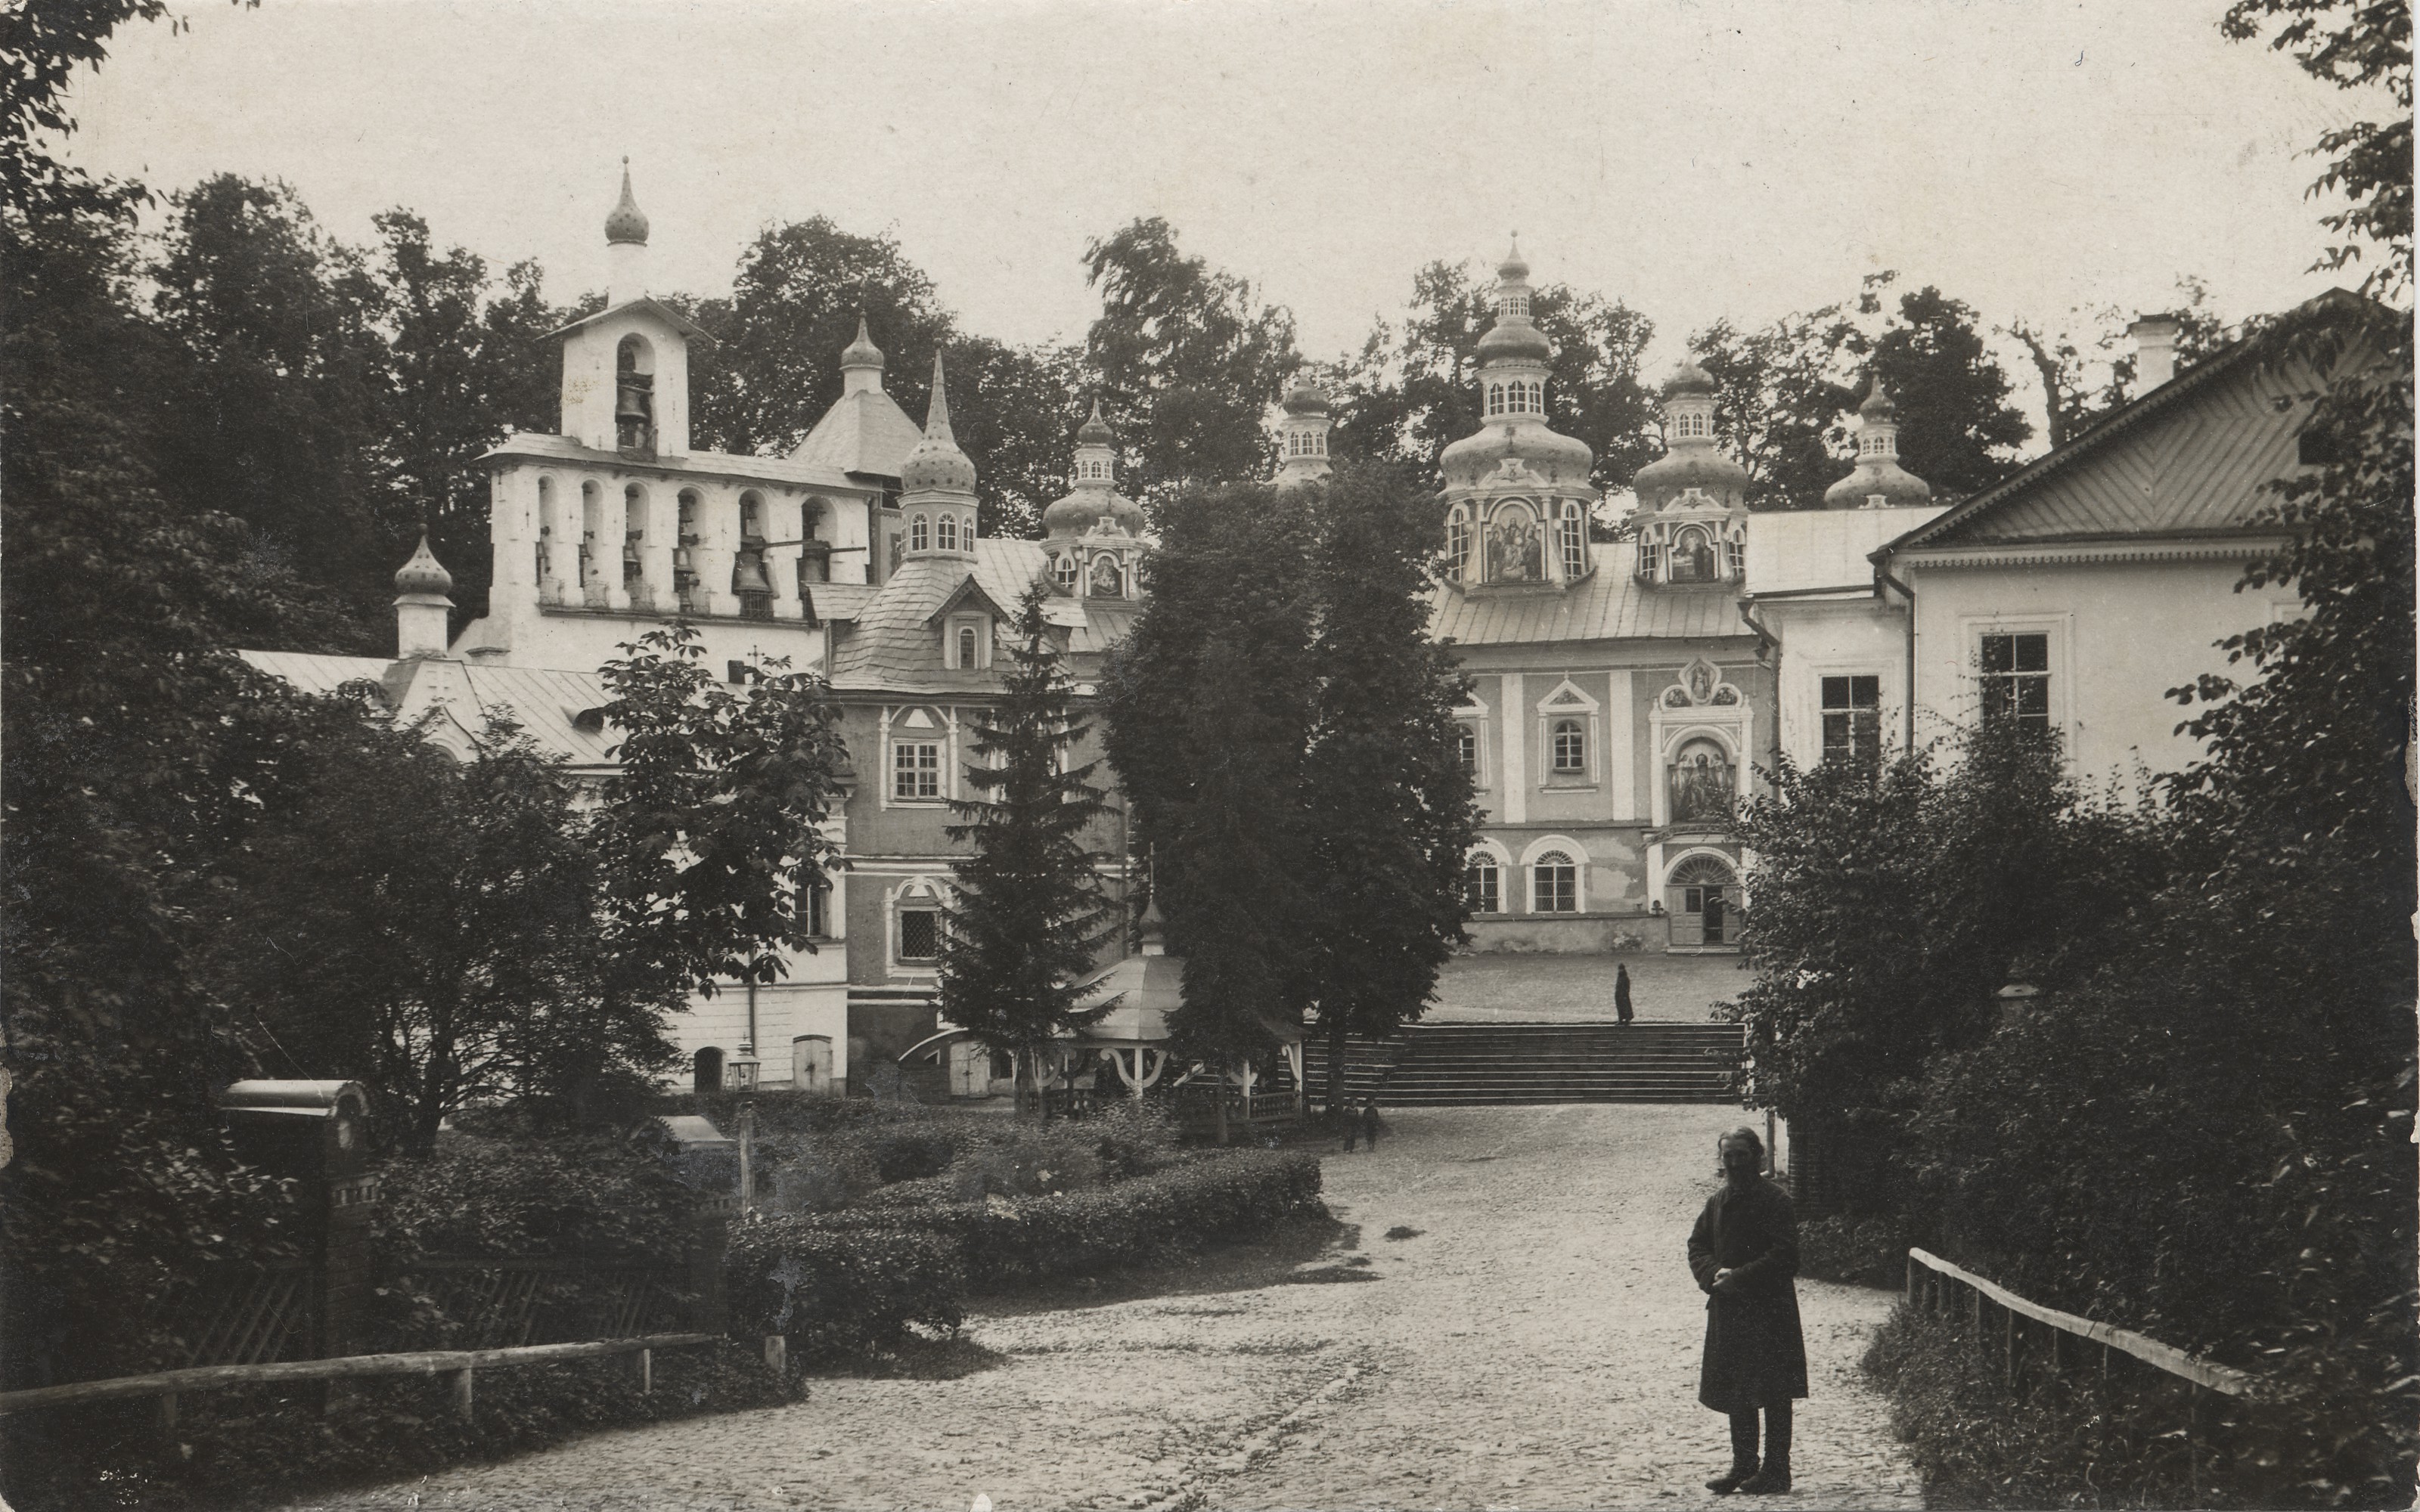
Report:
1456,725,1478,776
1464,863,1500,914
1534,863,1578,913
893,741,941,800
1550,720,1586,774
807,881,830,937
1820,674,1882,765
1726,541,1746,578
1978,633,2052,730
898,909,939,962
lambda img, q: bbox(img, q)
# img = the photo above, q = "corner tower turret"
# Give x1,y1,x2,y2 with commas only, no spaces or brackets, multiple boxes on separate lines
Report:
900,352,978,561
1631,359,1751,587
1822,376,1933,510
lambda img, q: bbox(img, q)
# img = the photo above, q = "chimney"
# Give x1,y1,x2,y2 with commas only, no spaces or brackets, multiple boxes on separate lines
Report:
2128,315,2180,392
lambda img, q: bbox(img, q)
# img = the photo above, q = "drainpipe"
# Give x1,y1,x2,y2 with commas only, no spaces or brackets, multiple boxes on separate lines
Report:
744,980,759,1064
1875,564,1919,753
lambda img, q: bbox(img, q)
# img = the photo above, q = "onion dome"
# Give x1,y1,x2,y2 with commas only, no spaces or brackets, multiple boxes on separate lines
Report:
901,352,977,494
1497,235,1529,284
1077,397,1114,443
1439,416,1596,490
1823,374,1932,510
1661,358,1717,398
1476,319,1554,364
841,315,884,372
393,532,453,596
1281,380,1331,417
1044,401,1146,538
603,160,649,246
1632,445,1751,506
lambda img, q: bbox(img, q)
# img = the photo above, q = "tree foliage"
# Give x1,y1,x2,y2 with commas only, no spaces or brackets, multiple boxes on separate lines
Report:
1689,273,2032,509
1082,217,1299,502
938,585,1120,1106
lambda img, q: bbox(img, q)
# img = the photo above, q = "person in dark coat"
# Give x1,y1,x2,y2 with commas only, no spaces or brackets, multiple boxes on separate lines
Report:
1358,1098,1382,1151
1688,1126,1807,1495
1614,963,1635,1024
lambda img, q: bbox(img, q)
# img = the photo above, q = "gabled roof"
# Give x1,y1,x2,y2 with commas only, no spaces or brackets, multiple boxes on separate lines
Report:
925,575,1018,627
547,296,712,344
790,389,926,480
825,540,1135,693
1887,288,2391,556
1429,542,1754,646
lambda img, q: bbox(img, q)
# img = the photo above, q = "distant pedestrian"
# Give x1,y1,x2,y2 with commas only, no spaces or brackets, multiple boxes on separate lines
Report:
1341,1104,1360,1153
1688,1126,1806,1495
1615,963,1635,1024
1359,1098,1382,1151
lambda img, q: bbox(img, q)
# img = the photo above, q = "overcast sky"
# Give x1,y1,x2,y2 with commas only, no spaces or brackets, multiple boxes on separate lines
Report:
64,0,2375,399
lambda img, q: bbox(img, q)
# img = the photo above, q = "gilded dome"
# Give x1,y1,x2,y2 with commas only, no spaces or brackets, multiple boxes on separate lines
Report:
393,533,453,596
901,352,977,494
603,161,649,247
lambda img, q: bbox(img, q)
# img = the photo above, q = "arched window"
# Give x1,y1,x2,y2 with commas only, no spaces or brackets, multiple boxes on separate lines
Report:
1527,380,1544,413
693,1046,724,1094
615,336,656,451
1486,383,1506,418
1054,553,1078,590
1670,737,1736,823
1464,854,1502,914
1311,428,1326,454
956,624,978,668
937,513,957,551
535,476,561,592
1446,506,1472,581
1665,854,1737,946
910,513,930,552
623,484,647,587
579,480,605,590
1558,501,1586,579
1639,538,1664,581
1550,717,1586,773
1532,850,1578,912
1503,290,1530,318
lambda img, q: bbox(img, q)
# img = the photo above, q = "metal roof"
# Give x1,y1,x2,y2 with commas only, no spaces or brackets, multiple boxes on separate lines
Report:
790,389,926,480
1429,542,1755,646
825,541,1134,693
1744,507,1946,598
239,651,620,770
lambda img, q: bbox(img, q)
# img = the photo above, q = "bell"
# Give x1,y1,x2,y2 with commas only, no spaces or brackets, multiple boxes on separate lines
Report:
672,543,693,575
731,550,772,597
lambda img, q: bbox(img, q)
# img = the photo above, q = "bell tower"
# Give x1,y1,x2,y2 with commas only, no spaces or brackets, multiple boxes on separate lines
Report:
556,162,697,457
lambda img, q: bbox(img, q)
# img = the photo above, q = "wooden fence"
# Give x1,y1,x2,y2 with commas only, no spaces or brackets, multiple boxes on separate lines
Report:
0,1332,722,1438
1906,1247,2258,1502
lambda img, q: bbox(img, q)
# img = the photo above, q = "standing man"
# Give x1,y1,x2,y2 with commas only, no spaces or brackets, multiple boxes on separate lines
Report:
1615,962,1635,1024
1359,1097,1382,1152
1687,1126,1806,1495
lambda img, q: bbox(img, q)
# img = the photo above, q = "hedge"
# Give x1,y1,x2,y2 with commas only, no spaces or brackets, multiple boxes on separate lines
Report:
788,1147,1326,1289
724,1224,965,1359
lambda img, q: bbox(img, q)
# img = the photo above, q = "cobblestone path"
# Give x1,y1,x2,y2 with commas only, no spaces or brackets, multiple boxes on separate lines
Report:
281,1105,1921,1511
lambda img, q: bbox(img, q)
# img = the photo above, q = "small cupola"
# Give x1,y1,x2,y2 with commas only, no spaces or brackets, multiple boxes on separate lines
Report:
1823,374,1933,510
1043,399,1145,545
1631,358,1749,515
900,352,979,559
393,533,455,659
604,159,650,308
1276,380,1333,488
1439,236,1593,494
840,315,886,396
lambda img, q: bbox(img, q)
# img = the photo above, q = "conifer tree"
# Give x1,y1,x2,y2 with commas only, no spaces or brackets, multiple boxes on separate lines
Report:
939,584,1119,1116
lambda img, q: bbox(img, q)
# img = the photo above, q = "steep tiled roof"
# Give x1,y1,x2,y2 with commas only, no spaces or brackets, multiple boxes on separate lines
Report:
827,540,1134,692
790,389,925,480
1429,542,1753,646
1891,288,2389,554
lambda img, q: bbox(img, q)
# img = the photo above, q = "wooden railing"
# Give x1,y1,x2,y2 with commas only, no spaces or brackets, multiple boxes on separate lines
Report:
1907,1247,2257,1504
0,1332,722,1436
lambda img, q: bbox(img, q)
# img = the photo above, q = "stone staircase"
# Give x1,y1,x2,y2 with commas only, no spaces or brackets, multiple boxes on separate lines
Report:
1308,1021,1742,1106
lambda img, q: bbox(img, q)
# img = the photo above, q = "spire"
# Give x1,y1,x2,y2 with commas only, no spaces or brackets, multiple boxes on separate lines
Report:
604,158,649,246
899,349,976,497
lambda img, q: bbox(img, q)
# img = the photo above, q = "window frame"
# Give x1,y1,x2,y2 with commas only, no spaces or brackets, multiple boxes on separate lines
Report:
1530,850,1579,913
897,906,940,963
1558,502,1586,579
909,513,930,553
1820,673,1883,766
1549,717,1586,774
892,739,942,801
1977,630,2054,731
1464,856,1502,915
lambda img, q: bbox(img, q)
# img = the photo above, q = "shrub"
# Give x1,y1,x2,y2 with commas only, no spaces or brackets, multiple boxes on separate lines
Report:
375,1136,700,1261
1798,1213,1911,1290
724,1222,964,1361
767,1145,880,1214
790,1148,1325,1288
0,1340,787,1512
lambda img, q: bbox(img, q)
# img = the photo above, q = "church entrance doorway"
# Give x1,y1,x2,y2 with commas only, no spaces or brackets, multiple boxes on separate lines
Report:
1665,855,1736,947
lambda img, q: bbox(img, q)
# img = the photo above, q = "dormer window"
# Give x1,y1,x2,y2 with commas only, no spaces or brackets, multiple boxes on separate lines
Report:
615,336,656,452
